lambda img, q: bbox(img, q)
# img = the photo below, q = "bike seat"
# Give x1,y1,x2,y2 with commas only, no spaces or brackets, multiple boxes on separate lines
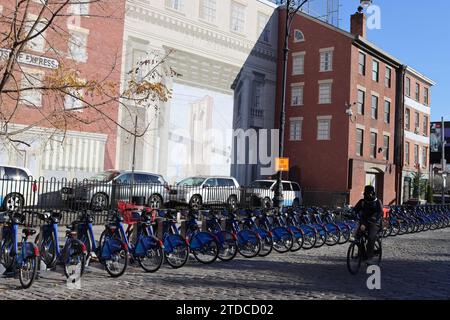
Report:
22,228,36,236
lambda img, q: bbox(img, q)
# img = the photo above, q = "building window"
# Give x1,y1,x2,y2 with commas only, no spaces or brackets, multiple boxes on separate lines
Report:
415,83,420,101
414,144,419,165
383,135,390,160
199,0,216,23
384,100,391,124
372,60,379,82
68,31,88,62
371,95,378,120
318,82,332,104
405,108,410,130
291,84,304,106
356,129,364,156
370,132,377,158
70,1,89,15
290,119,302,141
20,70,43,107
166,0,184,11
357,89,365,115
230,2,245,34
317,119,331,140
25,15,46,53
385,67,392,88
405,77,411,97
293,29,304,42
414,112,420,132
421,146,427,167
64,88,84,111
319,49,333,72
254,82,263,109
424,87,429,105
257,12,270,43
423,115,429,136
405,142,410,165
359,52,366,75
292,53,305,75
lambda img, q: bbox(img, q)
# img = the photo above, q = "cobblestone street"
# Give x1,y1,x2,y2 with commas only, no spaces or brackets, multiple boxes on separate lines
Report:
1,227,449,300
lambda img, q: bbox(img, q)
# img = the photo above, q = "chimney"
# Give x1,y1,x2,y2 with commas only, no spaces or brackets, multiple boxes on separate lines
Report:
351,7,366,38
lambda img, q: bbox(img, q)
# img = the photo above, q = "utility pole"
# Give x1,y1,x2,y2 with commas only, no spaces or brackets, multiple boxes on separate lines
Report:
441,117,447,204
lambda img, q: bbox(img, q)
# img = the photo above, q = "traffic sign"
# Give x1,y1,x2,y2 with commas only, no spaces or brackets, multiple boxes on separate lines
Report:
275,157,289,172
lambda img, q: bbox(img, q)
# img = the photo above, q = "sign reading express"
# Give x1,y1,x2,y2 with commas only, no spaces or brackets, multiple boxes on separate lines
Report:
0,48,59,69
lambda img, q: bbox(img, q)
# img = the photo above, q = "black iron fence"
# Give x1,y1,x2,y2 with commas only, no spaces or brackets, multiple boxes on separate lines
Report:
0,175,343,226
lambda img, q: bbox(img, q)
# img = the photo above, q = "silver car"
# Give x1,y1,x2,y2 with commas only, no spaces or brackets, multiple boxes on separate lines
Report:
60,170,170,210
169,176,241,210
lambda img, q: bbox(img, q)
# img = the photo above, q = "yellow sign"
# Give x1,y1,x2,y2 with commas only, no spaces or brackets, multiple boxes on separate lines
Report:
275,157,289,172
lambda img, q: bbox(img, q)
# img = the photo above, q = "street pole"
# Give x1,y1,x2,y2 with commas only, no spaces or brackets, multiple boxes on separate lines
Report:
441,116,446,204
273,0,292,210
131,114,138,202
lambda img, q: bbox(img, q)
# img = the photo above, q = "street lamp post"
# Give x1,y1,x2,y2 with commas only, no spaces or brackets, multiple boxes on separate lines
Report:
273,0,309,209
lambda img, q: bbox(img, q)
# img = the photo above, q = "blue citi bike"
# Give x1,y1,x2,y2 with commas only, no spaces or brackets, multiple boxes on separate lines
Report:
34,211,87,279
0,211,40,288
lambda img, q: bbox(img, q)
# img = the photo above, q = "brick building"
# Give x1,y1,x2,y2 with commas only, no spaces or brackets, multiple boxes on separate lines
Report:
275,8,433,206
0,0,125,179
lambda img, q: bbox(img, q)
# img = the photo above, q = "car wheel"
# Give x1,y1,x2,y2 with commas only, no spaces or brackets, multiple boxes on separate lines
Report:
263,197,272,209
189,195,202,210
148,194,163,209
292,198,300,208
91,193,108,211
3,193,24,212
227,195,238,211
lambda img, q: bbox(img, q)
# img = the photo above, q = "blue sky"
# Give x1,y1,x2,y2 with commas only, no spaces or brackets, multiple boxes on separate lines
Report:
339,0,449,121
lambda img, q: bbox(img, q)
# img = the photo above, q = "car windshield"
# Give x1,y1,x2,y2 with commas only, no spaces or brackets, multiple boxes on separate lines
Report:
89,171,120,182
249,181,274,189
178,177,206,186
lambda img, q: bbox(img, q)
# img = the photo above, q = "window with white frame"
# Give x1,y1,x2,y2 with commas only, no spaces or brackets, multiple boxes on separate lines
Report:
68,30,88,62
414,144,419,165
293,29,304,42
292,53,304,75
199,0,216,23
230,2,245,34
317,118,331,140
372,60,379,82
424,87,429,105
423,115,429,136
291,84,304,106
290,118,302,141
405,142,410,165
370,132,377,158
357,89,365,115
371,95,378,120
421,146,427,167
359,52,366,75
384,100,391,124
356,128,364,156
70,1,89,15
166,0,184,11
25,15,46,53
20,70,43,107
320,49,333,72
257,12,270,43
318,82,332,104
405,77,411,96
64,88,84,111
385,67,392,88
383,135,390,160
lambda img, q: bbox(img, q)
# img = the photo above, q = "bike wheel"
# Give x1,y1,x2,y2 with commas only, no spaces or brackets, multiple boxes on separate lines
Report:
19,255,38,289
313,225,327,248
137,243,164,273
35,232,57,269
287,226,304,252
257,229,273,257
99,230,128,278
0,237,15,270
301,226,317,250
271,227,294,253
237,230,261,258
63,239,86,279
325,225,341,246
190,232,219,264
346,242,362,275
338,225,351,244
164,234,189,269
217,231,238,262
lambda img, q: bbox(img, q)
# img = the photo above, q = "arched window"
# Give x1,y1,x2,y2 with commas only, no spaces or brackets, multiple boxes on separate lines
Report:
293,29,305,42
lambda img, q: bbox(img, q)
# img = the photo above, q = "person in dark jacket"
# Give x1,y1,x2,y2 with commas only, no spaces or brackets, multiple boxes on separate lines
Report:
353,185,383,263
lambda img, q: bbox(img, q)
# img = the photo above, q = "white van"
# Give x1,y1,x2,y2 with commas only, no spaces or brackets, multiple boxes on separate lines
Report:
246,180,302,208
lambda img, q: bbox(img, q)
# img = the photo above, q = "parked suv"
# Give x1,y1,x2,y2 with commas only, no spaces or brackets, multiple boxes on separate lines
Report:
60,170,169,210
246,180,302,208
0,165,36,211
169,176,240,210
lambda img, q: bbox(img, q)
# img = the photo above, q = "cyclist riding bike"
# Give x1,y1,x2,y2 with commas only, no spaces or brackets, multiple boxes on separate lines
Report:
353,185,383,264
